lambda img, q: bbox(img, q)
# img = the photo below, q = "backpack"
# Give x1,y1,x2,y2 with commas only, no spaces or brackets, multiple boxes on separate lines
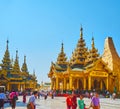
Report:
13,93,18,101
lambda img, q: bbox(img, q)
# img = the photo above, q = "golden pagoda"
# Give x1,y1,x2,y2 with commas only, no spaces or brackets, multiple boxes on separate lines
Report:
70,27,88,66
0,40,38,91
48,27,120,93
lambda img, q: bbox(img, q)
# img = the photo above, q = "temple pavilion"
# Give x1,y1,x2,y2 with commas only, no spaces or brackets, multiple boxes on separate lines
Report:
48,27,120,93
0,40,38,91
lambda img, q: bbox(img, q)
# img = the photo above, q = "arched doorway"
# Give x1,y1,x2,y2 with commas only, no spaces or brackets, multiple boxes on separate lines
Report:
73,79,77,89
11,84,18,91
102,80,106,90
93,79,100,91
78,79,83,90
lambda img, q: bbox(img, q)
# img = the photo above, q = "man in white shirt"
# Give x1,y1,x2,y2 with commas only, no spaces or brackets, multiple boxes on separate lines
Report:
28,91,38,109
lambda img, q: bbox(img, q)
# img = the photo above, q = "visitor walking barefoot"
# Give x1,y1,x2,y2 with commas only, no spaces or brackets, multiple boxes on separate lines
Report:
23,91,27,103
66,95,72,109
89,92,100,109
78,95,84,109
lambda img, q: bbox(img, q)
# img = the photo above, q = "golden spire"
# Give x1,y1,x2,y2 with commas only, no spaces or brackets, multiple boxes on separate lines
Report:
33,69,35,77
2,40,12,71
13,50,20,73
92,37,95,49
56,42,67,65
61,42,64,53
71,27,88,66
24,55,26,63
6,39,9,50
80,25,83,38
88,37,99,63
21,55,28,73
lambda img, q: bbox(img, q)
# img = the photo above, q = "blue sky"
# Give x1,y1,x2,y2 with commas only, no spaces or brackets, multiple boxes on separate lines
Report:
0,0,120,83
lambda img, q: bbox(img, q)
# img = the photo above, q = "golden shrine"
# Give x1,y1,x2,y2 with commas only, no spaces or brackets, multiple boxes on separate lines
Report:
48,27,120,93
0,40,38,91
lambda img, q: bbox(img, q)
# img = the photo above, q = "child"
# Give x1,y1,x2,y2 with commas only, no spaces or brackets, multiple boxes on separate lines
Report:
78,95,84,109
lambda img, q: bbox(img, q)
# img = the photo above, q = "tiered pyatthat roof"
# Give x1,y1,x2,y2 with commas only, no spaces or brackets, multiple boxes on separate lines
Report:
1,40,12,72
12,50,20,73
87,37,99,63
0,40,37,84
21,55,28,73
53,43,68,72
70,27,88,67
50,27,100,73
56,43,67,65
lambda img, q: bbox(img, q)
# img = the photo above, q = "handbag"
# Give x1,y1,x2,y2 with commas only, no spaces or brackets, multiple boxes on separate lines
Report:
27,103,32,109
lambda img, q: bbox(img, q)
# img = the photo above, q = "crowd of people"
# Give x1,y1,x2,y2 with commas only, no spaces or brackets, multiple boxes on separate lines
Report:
0,89,18,109
0,88,118,109
0,89,55,109
26,90,100,109
66,92,100,109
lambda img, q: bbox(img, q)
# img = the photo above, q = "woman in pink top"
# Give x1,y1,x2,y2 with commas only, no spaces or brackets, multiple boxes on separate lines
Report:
9,91,18,109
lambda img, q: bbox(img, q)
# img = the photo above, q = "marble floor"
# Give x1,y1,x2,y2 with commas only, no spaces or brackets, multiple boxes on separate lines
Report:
4,96,120,109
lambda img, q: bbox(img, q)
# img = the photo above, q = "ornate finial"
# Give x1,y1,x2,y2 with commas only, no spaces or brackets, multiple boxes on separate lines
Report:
61,42,64,53
6,39,9,50
24,55,26,63
92,36,95,48
16,50,18,57
80,24,83,31
16,50,19,60
80,25,83,38
92,37,94,41
7,39,9,44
